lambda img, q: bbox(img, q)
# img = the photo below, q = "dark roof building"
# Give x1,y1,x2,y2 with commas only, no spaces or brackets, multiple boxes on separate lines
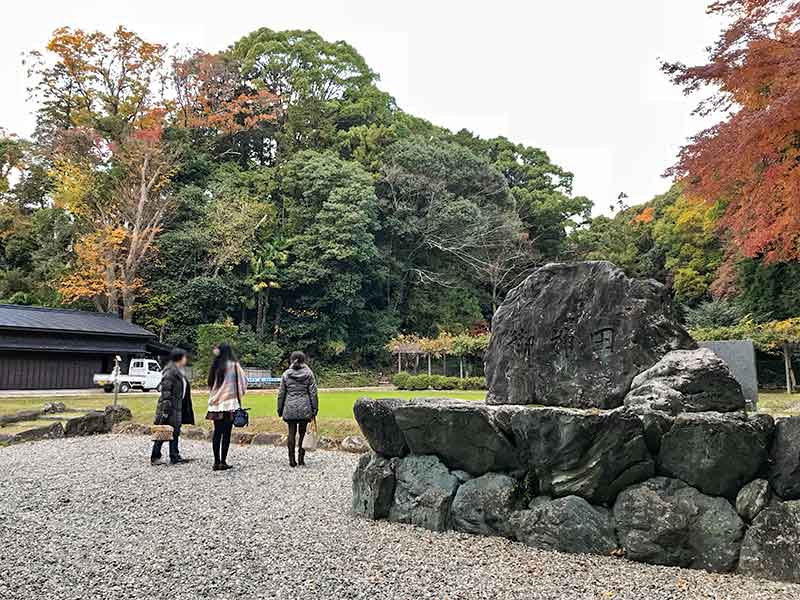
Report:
0,304,159,390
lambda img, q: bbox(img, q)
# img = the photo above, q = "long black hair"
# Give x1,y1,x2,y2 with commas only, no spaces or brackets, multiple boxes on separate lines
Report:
208,342,237,389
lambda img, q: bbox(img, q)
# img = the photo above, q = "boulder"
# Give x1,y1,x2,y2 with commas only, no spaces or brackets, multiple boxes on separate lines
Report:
104,405,133,424
340,435,369,454
112,422,150,436
509,495,618,555
738,500,800,582
64,411,114,437
658,412,773,498
393,399,519,476
736,479,771,522
0,409,42,426
485,261,694,409
624,348,745,414
353,397,409,457
511,406,654,504
769,417,800,500
182,426,212,441
352,453,398,519
613,477,745,572
389,455,460,532
230,431,255,445
450,473,521,537
42,401,67,414
251,432,282,446
13,422,65,443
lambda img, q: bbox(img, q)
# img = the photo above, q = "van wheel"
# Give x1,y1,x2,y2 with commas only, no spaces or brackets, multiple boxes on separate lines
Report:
119,382,131,393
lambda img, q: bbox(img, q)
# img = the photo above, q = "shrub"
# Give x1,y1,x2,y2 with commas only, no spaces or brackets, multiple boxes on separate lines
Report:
392,372,487,391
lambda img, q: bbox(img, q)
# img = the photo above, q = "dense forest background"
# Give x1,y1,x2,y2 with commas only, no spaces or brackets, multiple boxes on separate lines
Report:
1,6,799,375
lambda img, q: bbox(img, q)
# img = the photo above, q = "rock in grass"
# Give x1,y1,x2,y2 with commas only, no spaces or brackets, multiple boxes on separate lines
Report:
353,397,409,457
657,412,773,498
614,477,745,573
736,479,771,522
340,435,369,453
388,454,459,531
393,399,519,476
738,500,800,582
510,495,618,555
352,452,398,519
511,406,654,504
451,473,521,537
769,417,800,500
485,261,694,409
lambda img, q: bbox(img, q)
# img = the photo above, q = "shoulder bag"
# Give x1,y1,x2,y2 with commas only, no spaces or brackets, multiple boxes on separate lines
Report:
233,364,250,428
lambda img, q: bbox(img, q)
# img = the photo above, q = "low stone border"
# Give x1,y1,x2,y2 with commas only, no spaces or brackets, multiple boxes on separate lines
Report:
110,422,368,453
0,405,132,445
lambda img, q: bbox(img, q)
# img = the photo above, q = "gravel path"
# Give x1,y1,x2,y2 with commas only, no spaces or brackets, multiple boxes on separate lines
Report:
1,437,799,600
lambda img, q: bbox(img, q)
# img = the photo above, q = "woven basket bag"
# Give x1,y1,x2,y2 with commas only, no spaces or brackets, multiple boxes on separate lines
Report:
150,424,174,442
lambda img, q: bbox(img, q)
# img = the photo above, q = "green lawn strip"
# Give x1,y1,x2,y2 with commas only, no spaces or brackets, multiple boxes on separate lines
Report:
0,389,486,439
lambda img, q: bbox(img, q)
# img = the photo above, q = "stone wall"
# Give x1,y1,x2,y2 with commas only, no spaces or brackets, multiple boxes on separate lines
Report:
352,397,800,583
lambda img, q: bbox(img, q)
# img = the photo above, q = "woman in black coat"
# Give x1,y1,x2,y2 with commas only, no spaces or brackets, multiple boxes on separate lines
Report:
151,349,195,465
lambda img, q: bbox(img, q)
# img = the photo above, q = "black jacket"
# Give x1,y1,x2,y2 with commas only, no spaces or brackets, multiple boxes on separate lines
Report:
154,363,195,428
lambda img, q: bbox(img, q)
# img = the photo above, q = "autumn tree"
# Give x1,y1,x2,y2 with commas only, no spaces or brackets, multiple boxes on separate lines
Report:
664,0,800,263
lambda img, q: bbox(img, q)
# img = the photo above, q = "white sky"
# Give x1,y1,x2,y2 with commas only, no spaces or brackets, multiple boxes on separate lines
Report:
0,1,724,212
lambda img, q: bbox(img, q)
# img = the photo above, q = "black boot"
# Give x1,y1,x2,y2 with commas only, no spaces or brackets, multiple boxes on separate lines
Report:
298,448,306,466
288,446,297,467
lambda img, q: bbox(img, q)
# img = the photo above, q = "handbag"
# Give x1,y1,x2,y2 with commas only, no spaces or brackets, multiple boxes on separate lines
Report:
302,417,318,451
233,364,250,428
151,424,174,441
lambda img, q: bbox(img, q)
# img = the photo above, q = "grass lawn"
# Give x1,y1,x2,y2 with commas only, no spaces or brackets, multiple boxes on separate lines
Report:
0,389,487,439
4,389,796,440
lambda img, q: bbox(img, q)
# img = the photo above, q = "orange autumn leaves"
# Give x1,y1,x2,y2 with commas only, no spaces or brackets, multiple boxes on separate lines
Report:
664,0,800,263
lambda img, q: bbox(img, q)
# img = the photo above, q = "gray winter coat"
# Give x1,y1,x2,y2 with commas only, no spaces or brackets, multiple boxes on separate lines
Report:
277,365,318,422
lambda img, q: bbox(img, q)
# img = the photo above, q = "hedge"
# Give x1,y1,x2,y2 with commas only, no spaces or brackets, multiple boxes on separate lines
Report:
392,372,486,391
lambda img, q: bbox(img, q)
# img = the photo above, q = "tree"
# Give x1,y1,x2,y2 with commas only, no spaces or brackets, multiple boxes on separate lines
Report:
663,0,800,262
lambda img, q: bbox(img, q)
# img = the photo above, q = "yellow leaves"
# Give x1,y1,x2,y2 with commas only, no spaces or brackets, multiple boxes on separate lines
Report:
691,317,800,352
50,158,94,217
58,226,128,304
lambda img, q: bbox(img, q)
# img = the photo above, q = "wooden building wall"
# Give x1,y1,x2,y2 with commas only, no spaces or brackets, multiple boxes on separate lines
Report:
0,351,105,390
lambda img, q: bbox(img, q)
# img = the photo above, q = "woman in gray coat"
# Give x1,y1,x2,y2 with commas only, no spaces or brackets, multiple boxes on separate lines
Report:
277,351,318,467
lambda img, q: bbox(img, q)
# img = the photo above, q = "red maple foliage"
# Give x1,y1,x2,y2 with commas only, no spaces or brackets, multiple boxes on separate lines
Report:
664,0,800,262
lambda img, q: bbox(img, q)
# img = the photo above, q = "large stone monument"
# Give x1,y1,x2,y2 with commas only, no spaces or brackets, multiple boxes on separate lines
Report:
484,261,695,409
352,261,800,584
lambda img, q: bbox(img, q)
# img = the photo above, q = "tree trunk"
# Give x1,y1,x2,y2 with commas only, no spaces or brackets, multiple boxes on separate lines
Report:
427,353,432,376
783,344,793,394
397,352,402,374
272,295,283,336
459,356,464,379
256,288,269,337
442,354,446,376
121,290,135,322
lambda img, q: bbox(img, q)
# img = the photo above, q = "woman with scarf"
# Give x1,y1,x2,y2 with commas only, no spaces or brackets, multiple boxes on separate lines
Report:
151,348,194,465
206,342,247,471
277,351,319,467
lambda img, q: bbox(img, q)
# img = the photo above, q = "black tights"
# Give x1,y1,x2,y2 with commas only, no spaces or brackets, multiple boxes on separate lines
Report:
287,420,308,453
212,419,233,464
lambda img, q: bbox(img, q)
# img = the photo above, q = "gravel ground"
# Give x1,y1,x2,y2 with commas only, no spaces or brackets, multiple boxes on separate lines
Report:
1,437,799,600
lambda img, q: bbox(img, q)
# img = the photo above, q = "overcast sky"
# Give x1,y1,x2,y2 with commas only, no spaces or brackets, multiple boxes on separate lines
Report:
0,1,724,212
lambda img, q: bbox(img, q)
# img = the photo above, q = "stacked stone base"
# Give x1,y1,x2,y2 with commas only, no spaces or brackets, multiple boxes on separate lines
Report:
352,398,800,583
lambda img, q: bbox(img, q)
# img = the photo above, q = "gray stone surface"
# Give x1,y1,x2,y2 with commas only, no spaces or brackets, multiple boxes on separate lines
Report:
63,410,113,437
639,410,674,455
739,500,800,583
485,261,694,409
389,454,460,531
393,399,519,476
624,348,745,414
12,422,65,443
769,417,800,500
658,412,773,498
251,431,282,445
614,477,745,573
511,406,654,504
352,453,398,519
450,473,521,537
353,397,409,457
510,495,618,555
736,479,771,522
699,340,759,405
